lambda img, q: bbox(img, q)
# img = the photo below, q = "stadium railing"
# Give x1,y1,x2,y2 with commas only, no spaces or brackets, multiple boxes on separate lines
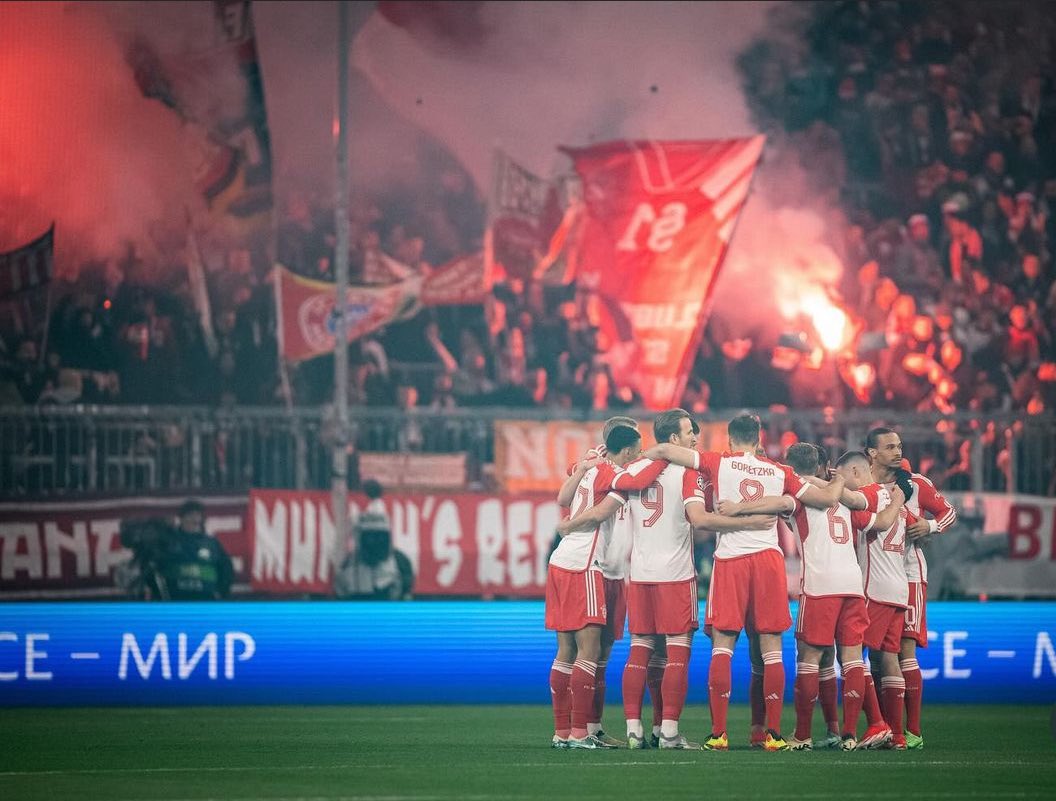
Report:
0,405,1052,499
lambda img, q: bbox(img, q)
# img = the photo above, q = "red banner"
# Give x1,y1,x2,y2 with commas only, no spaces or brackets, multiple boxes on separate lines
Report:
485,150,564,283
274,265,421,362
420,252,486,306
5,491,1055,599
0,496,248,599
563,137,764,409
248,489,558,596
0,225,53,298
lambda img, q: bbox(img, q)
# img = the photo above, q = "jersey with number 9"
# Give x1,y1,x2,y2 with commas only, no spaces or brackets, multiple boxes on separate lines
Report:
622,462,707,583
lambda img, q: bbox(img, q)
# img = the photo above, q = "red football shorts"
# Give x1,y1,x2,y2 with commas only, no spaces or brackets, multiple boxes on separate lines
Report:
604,577,627,641
864,599,905,653
627,578,698,635
795,594,869,647
704,550,792,635
902,581,928,647
545,565,606,631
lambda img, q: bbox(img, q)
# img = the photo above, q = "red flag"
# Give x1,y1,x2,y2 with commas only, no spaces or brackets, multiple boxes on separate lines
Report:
274,266,420,363
420,252,486,306
563,137,764,410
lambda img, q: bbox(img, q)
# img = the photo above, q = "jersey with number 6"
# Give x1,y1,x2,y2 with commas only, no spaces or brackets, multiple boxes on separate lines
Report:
786,484,882,598
699,451,809,559
857,483,917,608
618,461,707,583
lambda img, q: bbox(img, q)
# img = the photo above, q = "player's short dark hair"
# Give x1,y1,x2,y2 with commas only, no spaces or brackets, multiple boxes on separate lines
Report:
814,443,830,469
603,415,638,439
653,408,691,444
865,427,898,451
786,443,819,476
605,425,641,455
362,479,383,500
178,499,204,517
836,450,870,468
728,413,761,446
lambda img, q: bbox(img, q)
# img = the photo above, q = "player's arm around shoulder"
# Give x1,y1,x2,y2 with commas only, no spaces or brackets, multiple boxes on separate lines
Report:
716,494,795,517
912,472,958,534
555,494,625,537
556,456,603,507
611,455,670,491
640,443,701,470
866,484,906,533
799,471,845,509
685,502,777,535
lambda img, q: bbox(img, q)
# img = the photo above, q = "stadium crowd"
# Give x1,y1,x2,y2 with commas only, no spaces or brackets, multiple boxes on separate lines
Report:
1,0,1053,494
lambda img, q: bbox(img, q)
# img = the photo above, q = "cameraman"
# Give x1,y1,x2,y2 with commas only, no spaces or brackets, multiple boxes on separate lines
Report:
117,500,234,600
168,500,234,600
335,509,414,600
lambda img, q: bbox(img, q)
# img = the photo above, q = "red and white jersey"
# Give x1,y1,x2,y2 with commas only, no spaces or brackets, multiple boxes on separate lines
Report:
699,451,809,560
619,461,707,583
786,484,882,598
550,462,624,573
596,457,669,579
857,484,916,608
900,473,957,583
602,500,634,580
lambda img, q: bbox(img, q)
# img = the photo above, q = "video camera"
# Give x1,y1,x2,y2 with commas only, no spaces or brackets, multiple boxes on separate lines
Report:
120,517,177,561
357,511,393,568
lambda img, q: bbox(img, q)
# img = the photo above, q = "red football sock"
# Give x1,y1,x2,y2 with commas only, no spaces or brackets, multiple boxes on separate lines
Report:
880,676,906,737
647,653,666,728
570,659,597,739
661,642,691,723
708,647,733,735
818,666,839,732
622,644,652,722
550,660,573,738
863,672,883,727
750,669,765,731
793,663,819,741
840,660,866,737
589,659,607,726
762,651,785,733
901,658,923,736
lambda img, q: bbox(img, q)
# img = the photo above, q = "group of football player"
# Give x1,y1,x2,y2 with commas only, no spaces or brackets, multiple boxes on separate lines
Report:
545,409,956,752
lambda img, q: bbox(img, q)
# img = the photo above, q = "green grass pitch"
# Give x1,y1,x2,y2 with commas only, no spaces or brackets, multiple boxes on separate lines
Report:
3,704,1054,801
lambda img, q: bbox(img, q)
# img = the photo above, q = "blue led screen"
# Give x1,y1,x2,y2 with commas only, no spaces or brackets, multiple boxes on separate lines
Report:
1,601,1053,706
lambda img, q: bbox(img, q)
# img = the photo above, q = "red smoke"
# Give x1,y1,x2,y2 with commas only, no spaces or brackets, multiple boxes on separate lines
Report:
0,3,197,274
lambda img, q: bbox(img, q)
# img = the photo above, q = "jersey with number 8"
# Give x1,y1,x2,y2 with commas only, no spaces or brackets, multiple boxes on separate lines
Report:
699,451,809,559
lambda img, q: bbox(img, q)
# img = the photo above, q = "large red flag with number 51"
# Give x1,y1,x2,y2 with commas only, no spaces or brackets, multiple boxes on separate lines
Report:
562,137,764,410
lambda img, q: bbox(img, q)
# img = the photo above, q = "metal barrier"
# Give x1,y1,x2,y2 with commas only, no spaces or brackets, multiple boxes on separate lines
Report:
0,405,1052,498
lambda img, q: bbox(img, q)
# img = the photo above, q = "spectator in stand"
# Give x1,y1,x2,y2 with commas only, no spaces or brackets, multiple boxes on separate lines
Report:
892,214,943,302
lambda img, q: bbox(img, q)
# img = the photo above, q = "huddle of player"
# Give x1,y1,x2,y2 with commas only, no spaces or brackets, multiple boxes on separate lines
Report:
545,410,956,752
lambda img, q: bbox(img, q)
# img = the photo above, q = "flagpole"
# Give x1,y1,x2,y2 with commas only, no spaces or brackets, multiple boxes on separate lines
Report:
272,265,294,410
331,0,352,584
37,283,54,369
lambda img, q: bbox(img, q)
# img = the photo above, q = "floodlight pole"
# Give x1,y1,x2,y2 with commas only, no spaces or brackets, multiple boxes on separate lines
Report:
332,0,352,579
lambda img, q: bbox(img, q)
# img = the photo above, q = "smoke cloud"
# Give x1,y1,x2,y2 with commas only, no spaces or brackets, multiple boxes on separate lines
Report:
350,0,848,343
1,0,848,347
0,2,197,272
